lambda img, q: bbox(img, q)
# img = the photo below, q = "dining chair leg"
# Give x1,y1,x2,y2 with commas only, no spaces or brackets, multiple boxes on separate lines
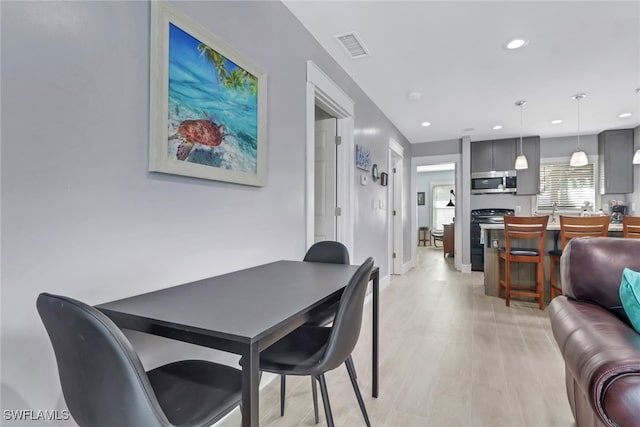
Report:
345,356,371,427
317,374,334,427
311,376,319,424
280,374,286,416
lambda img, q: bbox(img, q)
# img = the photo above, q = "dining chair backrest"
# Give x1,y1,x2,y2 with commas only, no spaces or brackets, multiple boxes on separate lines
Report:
303,241,350,264
559,215,611,249
503,216,549,256
316,257,374,374
37,293,171,427
623,216,640,239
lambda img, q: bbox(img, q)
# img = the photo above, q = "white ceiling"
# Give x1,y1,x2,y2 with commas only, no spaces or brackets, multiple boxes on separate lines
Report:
284,1,640,144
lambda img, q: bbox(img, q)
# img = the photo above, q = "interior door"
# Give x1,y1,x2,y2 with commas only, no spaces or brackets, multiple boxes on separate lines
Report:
314,110,337,242
391,153,403,274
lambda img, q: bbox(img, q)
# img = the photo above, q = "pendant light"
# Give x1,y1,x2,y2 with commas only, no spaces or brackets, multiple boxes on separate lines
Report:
634,88,640,164
514,100,528,170
569,93,588,167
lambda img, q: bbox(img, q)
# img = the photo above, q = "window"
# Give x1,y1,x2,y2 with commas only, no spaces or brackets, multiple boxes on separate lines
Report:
432,184,454,230
537,162,595,211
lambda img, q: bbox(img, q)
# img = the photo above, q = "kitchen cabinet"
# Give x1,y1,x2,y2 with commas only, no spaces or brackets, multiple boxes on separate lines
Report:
516,136,540,195
471,138,516,172
599,129,634,194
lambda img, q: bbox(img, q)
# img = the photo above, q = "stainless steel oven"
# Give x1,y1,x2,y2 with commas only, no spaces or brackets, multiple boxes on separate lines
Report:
471,171,517,194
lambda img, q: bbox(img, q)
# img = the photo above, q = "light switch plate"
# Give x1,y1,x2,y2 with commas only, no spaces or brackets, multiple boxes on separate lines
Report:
360,175,368,185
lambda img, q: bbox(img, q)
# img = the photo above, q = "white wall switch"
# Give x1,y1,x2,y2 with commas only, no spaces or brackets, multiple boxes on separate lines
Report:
360,175,368,185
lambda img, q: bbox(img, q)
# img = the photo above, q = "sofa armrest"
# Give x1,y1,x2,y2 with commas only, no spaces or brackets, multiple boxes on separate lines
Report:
603,375,640,427
550,296,640,427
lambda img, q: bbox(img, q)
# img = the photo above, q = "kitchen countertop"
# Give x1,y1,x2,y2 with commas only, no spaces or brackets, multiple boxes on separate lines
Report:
480,222,623,232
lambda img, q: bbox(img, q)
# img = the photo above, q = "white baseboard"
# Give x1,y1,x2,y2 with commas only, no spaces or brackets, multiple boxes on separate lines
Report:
402,259,416,274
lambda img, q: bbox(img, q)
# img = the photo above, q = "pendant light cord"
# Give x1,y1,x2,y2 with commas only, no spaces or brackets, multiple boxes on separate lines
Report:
572,93,586,151
519,103,524,155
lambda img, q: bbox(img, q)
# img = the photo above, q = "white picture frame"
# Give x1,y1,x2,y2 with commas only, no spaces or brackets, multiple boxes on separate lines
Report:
149,1,268,186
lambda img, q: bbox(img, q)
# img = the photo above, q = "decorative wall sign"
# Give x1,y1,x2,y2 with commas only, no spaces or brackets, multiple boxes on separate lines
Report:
149,1,267,186
417,192,425,205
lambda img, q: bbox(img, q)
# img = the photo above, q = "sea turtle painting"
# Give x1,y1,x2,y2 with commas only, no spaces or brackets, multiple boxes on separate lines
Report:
169,118,230,161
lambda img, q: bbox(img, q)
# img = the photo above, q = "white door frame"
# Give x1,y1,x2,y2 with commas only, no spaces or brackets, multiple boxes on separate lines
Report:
388,139,404,274
411,154,465,272
306,61,355,255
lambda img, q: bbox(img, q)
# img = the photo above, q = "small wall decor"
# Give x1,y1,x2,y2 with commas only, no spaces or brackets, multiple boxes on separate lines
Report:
417,192,425,205
149,1,267,186
355,144,371,171
380,172,388,186
371,164,379,182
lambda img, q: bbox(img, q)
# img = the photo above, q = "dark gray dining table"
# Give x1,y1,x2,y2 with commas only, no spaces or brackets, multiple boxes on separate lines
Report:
96,260,380,427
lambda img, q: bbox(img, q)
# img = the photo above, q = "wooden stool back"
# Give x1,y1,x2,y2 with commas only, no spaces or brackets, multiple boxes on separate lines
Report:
623,216,640,238
549,215,610,300
499,216,549,310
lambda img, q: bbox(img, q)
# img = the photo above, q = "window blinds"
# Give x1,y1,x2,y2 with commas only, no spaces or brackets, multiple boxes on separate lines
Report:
537,163,595,210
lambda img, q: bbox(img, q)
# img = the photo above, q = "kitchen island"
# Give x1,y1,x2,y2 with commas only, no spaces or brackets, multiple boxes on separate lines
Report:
480,221,623,300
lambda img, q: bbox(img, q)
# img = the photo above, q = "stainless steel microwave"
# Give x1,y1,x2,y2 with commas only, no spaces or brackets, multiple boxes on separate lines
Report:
471,171,517,194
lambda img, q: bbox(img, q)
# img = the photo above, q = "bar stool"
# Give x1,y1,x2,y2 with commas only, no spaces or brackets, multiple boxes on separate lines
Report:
418,227,430,246
498,216,549,310
548,215,610,300
623,216,640,238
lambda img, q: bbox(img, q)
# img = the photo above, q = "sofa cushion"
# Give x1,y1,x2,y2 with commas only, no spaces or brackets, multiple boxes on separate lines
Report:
619,268,640,333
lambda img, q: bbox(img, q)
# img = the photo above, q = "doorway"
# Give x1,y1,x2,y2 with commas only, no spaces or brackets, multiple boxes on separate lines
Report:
411,155,462,271
305,61,355,254
314,106,338,241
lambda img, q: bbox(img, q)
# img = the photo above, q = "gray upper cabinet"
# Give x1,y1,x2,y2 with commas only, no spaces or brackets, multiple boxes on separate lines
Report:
471,140,493,172
599,129,634,194
515,136,540,195
471,138,516,172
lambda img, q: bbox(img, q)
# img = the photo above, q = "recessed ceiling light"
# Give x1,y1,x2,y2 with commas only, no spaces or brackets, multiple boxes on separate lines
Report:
407,91,422,101
421,121,431,127
492,125,502,130
463,127,475,132
619,112,632,118
551,119,563,124
504,38,529,50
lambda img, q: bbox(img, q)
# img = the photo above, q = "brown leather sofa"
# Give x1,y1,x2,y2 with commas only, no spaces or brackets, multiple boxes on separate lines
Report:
549,237,640,427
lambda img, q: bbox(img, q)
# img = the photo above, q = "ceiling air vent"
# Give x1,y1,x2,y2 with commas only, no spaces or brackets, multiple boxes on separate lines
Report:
334,31,370,59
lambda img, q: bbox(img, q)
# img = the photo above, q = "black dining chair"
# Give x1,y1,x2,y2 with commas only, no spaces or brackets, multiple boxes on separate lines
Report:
36,293,243,427
303,240,351,326
279,240,350,421
261,257,374,427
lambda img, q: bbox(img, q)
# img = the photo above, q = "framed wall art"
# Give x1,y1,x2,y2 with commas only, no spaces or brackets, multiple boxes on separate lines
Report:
355,144,371,171
149,1,267,186
417,192,425,205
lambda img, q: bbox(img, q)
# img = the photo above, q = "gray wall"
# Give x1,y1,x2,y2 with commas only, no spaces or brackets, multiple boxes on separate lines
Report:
417,171,455,228
1,0,412,417
412,138,461,157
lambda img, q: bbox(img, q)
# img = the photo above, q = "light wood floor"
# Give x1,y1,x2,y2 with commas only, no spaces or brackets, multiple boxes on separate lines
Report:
218,246,575,426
